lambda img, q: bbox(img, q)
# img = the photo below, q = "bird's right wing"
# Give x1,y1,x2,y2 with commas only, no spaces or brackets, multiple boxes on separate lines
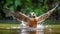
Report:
14,10,31,22
5,9,31,22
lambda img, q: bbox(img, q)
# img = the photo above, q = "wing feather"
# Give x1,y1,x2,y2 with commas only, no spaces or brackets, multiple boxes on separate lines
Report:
38,6,57,23
5,9,31,22
14,10,31,22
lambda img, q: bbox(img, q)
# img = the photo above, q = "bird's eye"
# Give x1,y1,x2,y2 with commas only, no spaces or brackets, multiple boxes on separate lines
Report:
33,14,34,15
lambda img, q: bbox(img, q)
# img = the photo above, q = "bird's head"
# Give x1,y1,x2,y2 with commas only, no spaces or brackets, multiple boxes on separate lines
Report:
29,12,36,18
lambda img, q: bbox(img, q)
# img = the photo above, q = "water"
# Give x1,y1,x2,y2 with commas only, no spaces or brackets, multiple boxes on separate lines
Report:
20,27,44,34
19,24,50,34
0,22,60,34
0,25,60,34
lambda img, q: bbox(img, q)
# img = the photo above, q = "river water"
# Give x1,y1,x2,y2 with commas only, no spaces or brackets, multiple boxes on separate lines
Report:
19,25,51,34
0,25,60,34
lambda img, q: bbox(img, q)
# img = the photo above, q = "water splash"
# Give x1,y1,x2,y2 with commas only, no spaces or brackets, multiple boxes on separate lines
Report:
20,21,49,34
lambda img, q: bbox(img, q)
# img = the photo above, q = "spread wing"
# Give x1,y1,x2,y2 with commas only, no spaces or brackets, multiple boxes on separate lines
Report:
37,6,58,23
14,10,31,22
5,9,31,22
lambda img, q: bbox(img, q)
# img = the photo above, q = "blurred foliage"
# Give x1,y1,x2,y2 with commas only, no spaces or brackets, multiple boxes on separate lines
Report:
0,0,60,24
1,0,59,16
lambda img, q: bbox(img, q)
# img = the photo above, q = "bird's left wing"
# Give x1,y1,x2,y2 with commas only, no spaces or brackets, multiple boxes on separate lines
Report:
37,6,58,23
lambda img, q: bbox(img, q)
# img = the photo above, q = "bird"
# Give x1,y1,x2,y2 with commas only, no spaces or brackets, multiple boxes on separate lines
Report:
5,5,58,28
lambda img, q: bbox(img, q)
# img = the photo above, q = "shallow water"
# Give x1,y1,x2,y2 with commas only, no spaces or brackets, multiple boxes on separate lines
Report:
0,29,44,34
0,25,60,34
0,28,60,34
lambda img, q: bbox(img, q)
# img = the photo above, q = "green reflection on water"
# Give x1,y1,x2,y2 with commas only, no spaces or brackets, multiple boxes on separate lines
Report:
0,25,60,34
0,29,60,34
0,29,20,34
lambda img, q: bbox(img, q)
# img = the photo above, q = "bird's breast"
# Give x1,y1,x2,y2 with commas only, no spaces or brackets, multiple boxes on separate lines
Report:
26,18,38,27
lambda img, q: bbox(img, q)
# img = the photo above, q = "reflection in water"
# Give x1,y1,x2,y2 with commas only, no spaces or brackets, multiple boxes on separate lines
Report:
20,28,44,34
20,25,45,34
0,25,60,34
